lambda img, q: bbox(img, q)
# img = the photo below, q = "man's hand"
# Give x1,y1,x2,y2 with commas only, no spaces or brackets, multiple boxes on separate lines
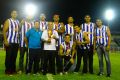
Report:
93,49,96,55
4,40,9,47
46,38,51,43
106,45,110,51
70,58,74,64
51,35,56,39
66,49,71,55
21,19,25,24
76,40,82,45
59,53,64,56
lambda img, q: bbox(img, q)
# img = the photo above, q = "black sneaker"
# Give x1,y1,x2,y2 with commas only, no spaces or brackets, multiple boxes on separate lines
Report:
90,72,94,74
97,72,103,76
106,74,111,77
43,72,46,75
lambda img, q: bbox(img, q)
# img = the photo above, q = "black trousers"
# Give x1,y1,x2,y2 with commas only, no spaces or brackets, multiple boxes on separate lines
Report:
43,50,56,75
39,50,44,72
58,55,73,72
64,55,73,72
27,48,41,74
55,46,60,73
19,47,28,71
5,43,19,74
87,45,93,73
39,42,44,71
56,54,62,73
74,46,88,73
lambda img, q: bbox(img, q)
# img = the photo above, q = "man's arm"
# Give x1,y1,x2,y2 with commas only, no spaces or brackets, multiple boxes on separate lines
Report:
57,22,65,34
106,26,111,51
52,31,59,40
3,19,9,46
93,31,97,53
24,29,30,47
70,42,76,64
18,20,25,38
71,42,76,58
19,19,25,30
24,37,28,47
41,31,51,43
59,45,64,56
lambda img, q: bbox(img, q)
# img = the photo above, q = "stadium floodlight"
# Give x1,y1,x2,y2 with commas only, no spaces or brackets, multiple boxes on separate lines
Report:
24,3,37,17
105,9,115,21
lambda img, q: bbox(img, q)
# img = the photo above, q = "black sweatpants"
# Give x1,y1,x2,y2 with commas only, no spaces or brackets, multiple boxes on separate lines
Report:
58,55,73,72
27,48,41,74
43,50,56,75
39,42,44,71
87,45,93,73
19,47,28,71
5,43,19,74
74,46,88,73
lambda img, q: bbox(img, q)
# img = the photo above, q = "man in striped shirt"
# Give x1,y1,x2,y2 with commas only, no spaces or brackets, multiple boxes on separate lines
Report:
53,14,64,45
94,19,111,77
64,17,76,71
52,14,65,73
18,15,34,74
39,13,48,72
65,17,74,45
3,10,19,75
81,15,95,74
58,34,76,75
39,13,48,31
74,25,90,74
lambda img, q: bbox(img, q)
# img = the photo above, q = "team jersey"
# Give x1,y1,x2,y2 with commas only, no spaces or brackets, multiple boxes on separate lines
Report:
19,20,34,47
65,24,74,45
53,22,64,45
7,18,19,44
81,22,95,46
39,21,48,31
95,25,108,46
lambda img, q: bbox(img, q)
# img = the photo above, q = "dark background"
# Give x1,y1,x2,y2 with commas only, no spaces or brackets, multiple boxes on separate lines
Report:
0,0,120,33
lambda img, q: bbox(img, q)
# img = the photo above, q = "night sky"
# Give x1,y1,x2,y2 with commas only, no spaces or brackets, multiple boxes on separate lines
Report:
0,0,120,33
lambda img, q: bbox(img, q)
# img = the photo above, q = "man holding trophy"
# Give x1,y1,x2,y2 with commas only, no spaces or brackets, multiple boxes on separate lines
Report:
41,22,59,75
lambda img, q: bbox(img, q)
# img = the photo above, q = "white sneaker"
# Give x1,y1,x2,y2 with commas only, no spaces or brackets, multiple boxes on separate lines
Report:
18,70,22,74
27,73,30,75
9,74,13,76
64,72,68,75
33,74,36,76
74,72,78,74
36,72,40,76
60,72,63,75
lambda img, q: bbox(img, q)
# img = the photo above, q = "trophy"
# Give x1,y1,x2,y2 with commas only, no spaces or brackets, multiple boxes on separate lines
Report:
48,30,52,38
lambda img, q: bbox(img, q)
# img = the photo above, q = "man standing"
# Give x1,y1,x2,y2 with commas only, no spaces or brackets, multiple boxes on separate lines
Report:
64,17,76,71
3,10,19,75
94,19,111,77
18,15,34,74
39,13,48,72
53,14,64,45
81,15,95,74
39,13,48,31
65,17,74,45
41,22,59,75
25,20,42,75
52,14,65,73
74,25,90,73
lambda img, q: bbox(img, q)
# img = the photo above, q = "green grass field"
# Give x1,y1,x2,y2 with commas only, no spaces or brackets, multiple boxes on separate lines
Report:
0,50,120,80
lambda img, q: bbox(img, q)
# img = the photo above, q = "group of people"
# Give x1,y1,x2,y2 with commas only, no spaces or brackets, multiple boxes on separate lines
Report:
3,10,111,77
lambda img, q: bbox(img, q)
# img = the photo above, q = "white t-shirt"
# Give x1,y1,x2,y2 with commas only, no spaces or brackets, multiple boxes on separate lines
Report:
41,30,59,50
